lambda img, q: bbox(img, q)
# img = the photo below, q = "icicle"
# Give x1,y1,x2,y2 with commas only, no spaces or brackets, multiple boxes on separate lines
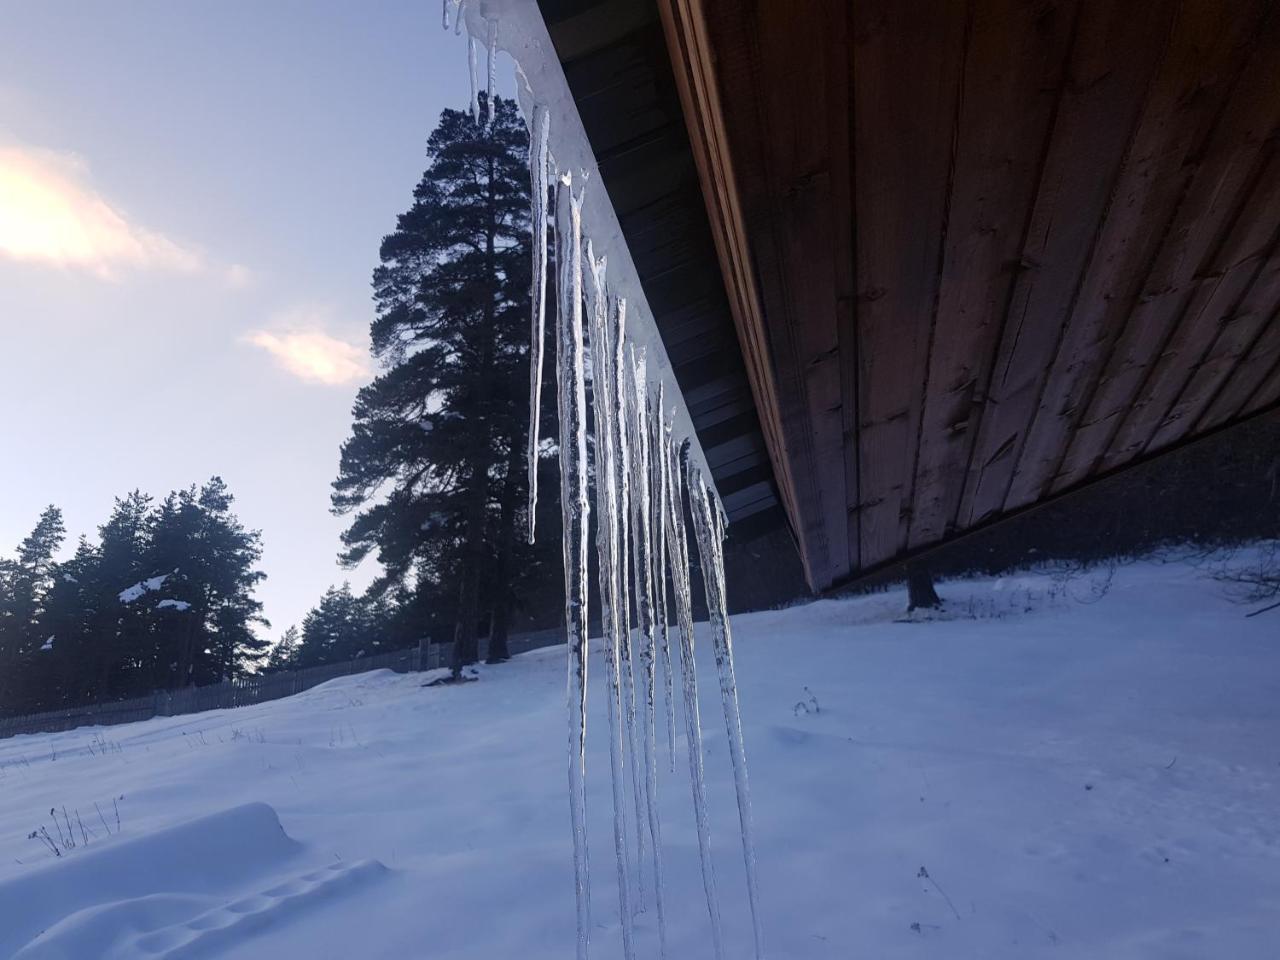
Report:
585,242,637,960
441,0,450,30
651,383,676,773
467,35,480,122
526,103,550,542
453,0,465,34
664,432,724,960
627,350,667,954
620,347,647,912
486,19,498,126
555,172,592,960
688,466,764,960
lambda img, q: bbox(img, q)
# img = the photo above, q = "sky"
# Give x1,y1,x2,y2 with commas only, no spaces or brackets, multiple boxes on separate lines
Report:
0,1,480,641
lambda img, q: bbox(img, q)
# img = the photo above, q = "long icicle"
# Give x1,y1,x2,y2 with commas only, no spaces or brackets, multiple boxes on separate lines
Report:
627,350,667,955
613,313,645,912
526,103,550,542
485,18,498,125
651,382,676,773
664,433,724,960
467,34,479,122
555,171,592,960
586,245,637,960
689,466,764,960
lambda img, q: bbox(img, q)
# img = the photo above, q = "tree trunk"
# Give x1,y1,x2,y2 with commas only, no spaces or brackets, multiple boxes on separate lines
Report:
451,557,482,676
450,149,502,679
487,436,523,663
906,562,942,611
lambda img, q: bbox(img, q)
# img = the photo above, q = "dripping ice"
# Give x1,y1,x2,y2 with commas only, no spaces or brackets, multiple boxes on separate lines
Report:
585,238,637,960
553,171,592,960
689,465,765,960
442,5,762,956
626,347,667,955
526,102,550,541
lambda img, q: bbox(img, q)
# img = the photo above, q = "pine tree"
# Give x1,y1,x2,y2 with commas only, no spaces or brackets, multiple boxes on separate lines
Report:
145,478,268,685
0,482,269,715
0,506,65,711
294,584,377,667
332,93,555,676
263,625,301,672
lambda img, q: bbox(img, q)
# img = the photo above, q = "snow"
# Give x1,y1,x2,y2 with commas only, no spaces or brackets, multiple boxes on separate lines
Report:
155,600,191,612
117,574,170,605
40,637,54,652
2,557,1278,959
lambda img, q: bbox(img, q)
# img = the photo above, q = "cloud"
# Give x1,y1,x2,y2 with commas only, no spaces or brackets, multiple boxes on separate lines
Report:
224,263,254,289
0,144,204,280
244,311,370,386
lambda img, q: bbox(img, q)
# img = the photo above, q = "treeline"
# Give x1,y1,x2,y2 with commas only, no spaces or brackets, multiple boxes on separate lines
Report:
263,584,409,673
0,479,266,716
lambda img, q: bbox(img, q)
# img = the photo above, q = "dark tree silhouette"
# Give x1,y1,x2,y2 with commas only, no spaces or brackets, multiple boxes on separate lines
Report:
332,93,556,676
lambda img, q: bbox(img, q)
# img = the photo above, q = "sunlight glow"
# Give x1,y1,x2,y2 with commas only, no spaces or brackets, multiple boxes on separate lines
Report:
244,328,370,386
0,145,202,279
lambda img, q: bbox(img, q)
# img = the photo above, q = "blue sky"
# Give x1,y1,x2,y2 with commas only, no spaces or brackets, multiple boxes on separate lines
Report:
0,1,480,640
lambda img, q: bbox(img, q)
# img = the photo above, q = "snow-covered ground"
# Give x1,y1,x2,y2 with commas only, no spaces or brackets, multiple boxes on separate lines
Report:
1,557,1277,959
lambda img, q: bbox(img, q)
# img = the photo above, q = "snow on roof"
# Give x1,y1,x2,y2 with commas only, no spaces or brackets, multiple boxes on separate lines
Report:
156,599,192,612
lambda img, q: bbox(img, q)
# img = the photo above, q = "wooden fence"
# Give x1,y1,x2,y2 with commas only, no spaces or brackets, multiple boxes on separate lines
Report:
0,626,567,741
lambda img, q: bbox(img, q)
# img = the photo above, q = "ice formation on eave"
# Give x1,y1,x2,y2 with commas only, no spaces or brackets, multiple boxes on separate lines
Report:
443,3,761,956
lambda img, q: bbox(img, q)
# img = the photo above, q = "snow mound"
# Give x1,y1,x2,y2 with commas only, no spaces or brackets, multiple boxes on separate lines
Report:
0,803,387,960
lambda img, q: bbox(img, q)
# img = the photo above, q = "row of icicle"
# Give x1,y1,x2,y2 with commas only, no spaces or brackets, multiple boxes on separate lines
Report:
443,5,762,957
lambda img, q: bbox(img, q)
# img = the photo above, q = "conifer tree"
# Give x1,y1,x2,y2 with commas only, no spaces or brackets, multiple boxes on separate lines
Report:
332,93,556,675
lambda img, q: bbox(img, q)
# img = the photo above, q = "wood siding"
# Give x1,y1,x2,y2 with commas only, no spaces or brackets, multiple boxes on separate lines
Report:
659,0,1280,589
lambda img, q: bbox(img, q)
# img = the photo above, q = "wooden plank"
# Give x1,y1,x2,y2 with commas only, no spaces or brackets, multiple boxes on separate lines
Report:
1144,246,1280,436
1143,148,1280,450
1092,16,1280,470
751,0,854,586
907,0,1078,550
853,0,969,566
1004,0,1255,508
1051,2,1277,489
826,0,858,573
657,0,843,587
1242,353,1280,413
954,0,1176,527
1197,278,1280,429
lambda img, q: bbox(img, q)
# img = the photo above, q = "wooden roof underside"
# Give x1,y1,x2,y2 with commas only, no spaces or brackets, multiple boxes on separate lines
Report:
539,0,788,539
544,0,1280,591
